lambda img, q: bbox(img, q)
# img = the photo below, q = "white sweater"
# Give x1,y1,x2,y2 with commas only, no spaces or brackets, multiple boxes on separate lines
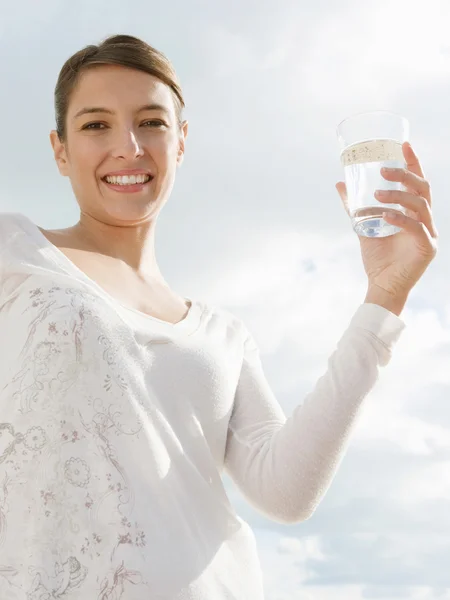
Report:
0,212,406,599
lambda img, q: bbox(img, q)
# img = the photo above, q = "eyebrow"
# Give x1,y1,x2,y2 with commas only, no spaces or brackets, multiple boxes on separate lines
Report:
73,103,170,120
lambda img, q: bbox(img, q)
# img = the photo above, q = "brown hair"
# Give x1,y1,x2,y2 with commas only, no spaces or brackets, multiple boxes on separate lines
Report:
54,34,185,142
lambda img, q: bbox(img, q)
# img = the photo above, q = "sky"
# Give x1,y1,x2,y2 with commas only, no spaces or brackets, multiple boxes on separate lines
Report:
1,0,450,597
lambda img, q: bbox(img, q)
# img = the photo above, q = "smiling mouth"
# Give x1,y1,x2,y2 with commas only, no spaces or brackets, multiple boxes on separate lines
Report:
101,175,154,186
100,176,155,196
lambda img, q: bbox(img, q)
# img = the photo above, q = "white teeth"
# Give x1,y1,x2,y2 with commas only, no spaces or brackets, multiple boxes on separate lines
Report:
105,174,151,185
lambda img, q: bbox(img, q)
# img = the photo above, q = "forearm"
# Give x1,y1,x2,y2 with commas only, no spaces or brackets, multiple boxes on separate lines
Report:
364,284,409,317
225,304,406,524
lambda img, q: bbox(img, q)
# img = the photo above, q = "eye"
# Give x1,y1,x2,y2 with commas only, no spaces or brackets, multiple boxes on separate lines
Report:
142,120,166,128
82,122,106,130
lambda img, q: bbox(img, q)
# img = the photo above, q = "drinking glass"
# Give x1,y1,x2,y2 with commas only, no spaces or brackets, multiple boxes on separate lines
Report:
337,110,409,237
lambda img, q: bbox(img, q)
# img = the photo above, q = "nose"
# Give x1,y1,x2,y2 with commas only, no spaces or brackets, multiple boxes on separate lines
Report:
112,127,144,160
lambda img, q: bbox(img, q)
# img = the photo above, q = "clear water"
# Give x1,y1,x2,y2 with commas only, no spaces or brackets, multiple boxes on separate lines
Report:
341,138,406,238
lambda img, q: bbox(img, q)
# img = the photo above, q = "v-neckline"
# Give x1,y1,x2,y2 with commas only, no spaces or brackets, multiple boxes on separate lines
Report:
15,213,200,332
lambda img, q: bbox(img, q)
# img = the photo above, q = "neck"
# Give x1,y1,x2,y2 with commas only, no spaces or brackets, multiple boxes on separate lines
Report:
71,212,164,281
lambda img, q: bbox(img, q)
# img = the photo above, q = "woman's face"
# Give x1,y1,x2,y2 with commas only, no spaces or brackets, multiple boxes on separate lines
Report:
50,64,188,226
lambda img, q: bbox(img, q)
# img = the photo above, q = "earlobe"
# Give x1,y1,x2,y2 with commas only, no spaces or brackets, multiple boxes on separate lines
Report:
177,144,185,167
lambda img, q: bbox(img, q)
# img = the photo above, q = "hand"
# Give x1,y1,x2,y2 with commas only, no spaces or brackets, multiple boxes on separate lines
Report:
336,142,438,301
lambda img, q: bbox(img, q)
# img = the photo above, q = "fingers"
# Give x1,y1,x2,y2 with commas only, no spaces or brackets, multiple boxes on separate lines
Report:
335,181,347,199
380,166,431,206
335,182,350,216
374,189,438,239
382,210,439,255
402,141,425,179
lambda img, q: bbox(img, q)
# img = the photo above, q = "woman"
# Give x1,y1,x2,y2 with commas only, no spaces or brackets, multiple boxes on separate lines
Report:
0,34,438,599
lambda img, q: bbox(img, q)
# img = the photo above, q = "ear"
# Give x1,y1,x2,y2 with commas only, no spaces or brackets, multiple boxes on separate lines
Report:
177,120,189,167
49,130,70,177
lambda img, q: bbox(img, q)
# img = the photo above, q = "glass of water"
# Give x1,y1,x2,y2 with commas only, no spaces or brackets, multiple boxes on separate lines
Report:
337,110,410,238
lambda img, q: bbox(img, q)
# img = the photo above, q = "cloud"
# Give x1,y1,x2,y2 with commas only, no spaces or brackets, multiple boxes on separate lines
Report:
290,0,450,113
302,531,450,587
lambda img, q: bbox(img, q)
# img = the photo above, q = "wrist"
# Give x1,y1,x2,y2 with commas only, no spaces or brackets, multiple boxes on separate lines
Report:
364,285,408,317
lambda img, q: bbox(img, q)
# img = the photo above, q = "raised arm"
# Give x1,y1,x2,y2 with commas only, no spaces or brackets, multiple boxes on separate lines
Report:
224,302,405,524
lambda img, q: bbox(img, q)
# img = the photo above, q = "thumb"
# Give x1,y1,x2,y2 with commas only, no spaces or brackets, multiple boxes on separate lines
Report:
335,181,350,216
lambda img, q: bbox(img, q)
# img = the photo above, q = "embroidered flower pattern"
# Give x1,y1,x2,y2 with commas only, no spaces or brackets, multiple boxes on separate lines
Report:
23,426,47,451
64,457,91,488
1,278,166,597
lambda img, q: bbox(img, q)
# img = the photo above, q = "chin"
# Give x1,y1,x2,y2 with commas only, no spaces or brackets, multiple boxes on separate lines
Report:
100,199,163,225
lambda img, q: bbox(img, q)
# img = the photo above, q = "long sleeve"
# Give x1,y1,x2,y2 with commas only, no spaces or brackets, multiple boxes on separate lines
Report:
224,302,406,524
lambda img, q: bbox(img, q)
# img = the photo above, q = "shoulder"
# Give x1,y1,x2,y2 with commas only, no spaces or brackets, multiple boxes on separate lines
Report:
0,213,38,279
195,299,255,346
0,213,31,287
198,299,245,330
0,212,31,246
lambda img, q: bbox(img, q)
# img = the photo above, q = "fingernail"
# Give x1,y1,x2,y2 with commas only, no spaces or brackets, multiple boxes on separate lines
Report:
381,167,396,172
375,190,388,196
383,211,397,219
